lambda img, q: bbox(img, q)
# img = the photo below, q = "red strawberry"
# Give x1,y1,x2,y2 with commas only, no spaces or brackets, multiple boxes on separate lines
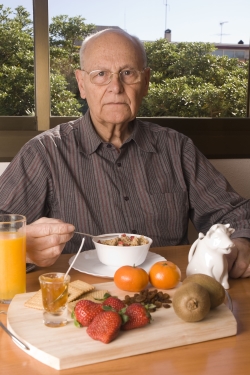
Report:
72,300,103,327
102,296,126,312
86,310,122,344
122,303,151,331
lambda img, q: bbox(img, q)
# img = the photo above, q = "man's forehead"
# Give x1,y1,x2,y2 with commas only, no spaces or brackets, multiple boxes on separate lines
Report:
86,32,138,50
83,35,142,66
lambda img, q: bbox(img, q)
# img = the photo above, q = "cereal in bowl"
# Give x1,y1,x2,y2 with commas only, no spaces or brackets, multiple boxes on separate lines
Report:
99,234,149,246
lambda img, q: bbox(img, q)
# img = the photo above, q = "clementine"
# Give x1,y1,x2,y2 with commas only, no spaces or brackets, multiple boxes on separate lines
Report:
114,265,149,292
149,261,181,289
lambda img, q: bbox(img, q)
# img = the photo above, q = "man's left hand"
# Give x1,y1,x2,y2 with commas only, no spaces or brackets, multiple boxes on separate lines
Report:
227,238,250,278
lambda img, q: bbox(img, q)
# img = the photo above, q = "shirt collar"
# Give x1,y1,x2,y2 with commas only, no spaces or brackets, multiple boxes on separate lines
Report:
77,110,157,155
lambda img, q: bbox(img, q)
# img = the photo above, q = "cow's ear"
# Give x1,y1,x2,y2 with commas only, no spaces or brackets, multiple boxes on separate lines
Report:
225,223,230,228
229,228,235,235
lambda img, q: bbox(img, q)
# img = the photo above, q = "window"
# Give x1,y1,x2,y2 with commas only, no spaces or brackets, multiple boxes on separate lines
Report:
0,0,250,161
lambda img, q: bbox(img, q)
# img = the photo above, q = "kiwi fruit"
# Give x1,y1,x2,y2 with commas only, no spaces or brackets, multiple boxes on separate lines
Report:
182,274,225,309
173,282,211,322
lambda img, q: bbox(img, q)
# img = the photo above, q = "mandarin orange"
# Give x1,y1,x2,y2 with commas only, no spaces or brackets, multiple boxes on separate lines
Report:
149,261,181,289
114,265,149,292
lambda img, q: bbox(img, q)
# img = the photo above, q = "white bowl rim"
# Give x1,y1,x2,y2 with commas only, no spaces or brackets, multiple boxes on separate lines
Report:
92,233,153,247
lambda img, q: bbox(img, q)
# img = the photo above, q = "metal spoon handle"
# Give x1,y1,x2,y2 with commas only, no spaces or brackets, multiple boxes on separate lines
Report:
74,232,117,240
74,231,94,238
0,321,29,350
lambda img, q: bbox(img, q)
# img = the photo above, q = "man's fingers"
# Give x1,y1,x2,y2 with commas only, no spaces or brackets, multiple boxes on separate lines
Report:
25,219,75,266
27,222,75,237
26,232,74,252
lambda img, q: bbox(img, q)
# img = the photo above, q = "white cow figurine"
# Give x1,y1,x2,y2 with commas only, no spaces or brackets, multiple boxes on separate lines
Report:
186,223,235,289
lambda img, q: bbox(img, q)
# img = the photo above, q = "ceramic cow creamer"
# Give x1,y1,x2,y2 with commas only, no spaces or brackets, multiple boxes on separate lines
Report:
186,223,235,289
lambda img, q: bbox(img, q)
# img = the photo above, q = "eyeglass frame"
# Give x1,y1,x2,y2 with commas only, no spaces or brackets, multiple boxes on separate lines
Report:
80,67,149,86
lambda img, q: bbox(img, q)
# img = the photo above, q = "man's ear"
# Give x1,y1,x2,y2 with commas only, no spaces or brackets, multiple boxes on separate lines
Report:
75,69,86,99
142,67,151,97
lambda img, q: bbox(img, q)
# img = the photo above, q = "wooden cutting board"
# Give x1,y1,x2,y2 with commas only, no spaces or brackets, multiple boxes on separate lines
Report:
7,282,237,370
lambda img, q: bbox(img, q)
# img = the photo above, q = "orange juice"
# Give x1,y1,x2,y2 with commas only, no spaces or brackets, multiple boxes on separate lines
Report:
0,232,26,301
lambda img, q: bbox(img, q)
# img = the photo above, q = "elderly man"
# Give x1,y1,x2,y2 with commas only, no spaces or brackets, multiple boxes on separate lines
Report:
0,29,250,278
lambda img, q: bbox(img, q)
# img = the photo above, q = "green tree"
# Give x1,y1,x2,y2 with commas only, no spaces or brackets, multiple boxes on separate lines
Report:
0,5,34,115
49,15,95,96
138,39,248,117
0,5,90,116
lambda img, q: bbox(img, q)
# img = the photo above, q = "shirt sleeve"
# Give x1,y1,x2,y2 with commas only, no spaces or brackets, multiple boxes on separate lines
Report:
0,139,55,224
181,136,250,239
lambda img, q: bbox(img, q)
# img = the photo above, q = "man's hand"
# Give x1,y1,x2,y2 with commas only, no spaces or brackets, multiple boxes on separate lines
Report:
26,217,75,267
226,238,250,278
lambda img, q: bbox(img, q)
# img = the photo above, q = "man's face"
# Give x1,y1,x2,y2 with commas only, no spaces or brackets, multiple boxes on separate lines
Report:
75,32,150,127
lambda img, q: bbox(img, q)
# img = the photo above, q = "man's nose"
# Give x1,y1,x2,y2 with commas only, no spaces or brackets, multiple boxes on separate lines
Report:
107,73,124,93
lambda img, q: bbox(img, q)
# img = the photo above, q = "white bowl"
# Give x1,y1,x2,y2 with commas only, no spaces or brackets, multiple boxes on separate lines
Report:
92,233,153,267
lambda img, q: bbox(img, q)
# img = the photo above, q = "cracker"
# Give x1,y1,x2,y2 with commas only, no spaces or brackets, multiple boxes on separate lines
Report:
82,289,109,301
68,289,109,314
68,285,84,303
24,289,43,310
69,280,95,294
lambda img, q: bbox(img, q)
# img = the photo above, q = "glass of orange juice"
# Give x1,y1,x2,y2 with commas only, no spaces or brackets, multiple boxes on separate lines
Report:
0,214,26,304
39,272,70,327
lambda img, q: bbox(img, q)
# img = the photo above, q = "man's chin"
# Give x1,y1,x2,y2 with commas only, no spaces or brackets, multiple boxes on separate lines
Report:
101,111,133,125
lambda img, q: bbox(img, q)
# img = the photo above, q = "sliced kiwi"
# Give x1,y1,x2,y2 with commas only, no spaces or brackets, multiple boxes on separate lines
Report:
182,274,225,309
173,282,211,322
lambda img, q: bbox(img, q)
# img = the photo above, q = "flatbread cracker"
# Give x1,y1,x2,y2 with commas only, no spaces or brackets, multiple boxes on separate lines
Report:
24,289,43,310
69,280,95,294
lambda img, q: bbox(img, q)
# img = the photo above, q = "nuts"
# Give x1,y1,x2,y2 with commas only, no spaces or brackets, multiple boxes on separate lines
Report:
122,289,172,312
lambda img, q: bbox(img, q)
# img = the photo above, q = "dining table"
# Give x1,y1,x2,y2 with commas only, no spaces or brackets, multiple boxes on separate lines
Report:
1,245,250,375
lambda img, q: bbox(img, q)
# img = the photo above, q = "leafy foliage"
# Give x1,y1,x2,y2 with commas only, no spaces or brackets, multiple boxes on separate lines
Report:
0,6,94,116
0,5,248,118
138,39,248,117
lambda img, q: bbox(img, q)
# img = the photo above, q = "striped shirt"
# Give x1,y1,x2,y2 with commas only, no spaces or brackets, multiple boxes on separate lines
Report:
1,110,250,253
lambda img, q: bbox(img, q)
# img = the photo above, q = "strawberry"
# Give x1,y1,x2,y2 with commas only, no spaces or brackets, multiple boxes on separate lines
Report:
121,303,151,331
86,310,122,344
72,300,103,327
102,295,126,312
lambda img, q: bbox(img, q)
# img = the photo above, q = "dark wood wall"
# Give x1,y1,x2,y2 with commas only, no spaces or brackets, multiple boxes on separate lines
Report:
0,117,250,161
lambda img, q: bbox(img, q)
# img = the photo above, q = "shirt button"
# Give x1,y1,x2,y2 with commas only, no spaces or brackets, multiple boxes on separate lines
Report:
124,196,129,201
107,144,112,148
117,162,121,167
131,229,137,234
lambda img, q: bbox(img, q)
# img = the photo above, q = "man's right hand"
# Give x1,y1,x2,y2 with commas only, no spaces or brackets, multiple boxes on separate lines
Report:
26,217,75,267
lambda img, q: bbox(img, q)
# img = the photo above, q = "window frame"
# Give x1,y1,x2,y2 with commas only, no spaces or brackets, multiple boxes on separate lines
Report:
0,0,250,161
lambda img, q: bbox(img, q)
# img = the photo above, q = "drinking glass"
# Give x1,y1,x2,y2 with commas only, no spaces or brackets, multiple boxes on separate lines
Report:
0,214,26,304
39,272,70,327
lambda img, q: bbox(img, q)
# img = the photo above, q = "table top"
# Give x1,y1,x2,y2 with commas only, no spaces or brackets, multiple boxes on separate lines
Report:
1,245,250,375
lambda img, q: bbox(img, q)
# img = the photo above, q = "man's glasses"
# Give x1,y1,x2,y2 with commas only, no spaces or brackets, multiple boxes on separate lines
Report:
81,68,147,86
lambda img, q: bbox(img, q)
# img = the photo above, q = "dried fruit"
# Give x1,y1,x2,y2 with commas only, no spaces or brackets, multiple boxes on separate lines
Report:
122,289,172,311
114,265,149,292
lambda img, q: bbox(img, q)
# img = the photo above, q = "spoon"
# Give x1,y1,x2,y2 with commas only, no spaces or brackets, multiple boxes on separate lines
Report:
50,237,85,305
65,237,85,279
74,232,117,240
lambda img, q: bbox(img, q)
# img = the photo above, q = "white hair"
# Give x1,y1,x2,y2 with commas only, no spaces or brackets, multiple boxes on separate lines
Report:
79,28,147,69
